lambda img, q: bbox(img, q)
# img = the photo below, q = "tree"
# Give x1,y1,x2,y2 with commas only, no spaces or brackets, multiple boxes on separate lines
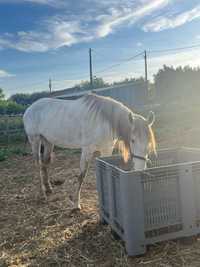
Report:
76,77,109,91
9,93,31,105
92,76,109,89
0,99,25,115
153,65,200,104
10,91,50,106
0,88,5,100
112,77,145,86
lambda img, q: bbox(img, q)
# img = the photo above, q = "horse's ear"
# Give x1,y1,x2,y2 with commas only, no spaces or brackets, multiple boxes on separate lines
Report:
147,111,155,126
129,112,133,124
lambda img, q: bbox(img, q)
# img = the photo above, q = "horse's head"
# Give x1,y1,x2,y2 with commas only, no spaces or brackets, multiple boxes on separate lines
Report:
129,111,156,170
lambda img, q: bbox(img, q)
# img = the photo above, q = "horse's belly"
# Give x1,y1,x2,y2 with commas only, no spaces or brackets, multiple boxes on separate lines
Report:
40,123,82,148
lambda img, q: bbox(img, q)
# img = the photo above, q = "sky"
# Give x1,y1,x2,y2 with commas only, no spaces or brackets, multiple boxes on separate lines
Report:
1,0,200,97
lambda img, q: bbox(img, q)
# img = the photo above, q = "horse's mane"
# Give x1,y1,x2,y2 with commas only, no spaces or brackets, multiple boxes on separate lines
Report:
82,93,156,161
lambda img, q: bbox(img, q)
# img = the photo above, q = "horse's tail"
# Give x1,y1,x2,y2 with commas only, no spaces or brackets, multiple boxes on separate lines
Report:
27,134,53,165
24,133,29,146
40,136,54,165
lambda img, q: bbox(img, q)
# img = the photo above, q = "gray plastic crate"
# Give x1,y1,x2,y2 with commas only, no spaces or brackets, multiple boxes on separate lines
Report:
95,147,200,256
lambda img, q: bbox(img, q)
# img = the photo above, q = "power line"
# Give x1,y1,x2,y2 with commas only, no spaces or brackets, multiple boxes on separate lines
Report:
122,51,144,62
95,51,144,75
148,43,200,54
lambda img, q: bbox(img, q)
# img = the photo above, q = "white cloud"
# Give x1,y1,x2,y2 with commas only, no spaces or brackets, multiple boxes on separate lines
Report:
143,4,200,32
0,0,67,8
0,0,169,52
0,20,85,52
96,0,169,37
0,69,15,78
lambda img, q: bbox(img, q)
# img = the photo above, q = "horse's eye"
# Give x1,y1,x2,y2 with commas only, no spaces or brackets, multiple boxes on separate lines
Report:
131,139,134,143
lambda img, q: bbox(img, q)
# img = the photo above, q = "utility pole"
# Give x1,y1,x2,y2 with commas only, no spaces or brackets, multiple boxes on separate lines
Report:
144,50,148,86
89,48,93,88
49,78,52,93
144,49,149,101
144,50,150,102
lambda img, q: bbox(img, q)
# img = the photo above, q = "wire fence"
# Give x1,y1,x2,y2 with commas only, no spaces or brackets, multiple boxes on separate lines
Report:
0,114,26,147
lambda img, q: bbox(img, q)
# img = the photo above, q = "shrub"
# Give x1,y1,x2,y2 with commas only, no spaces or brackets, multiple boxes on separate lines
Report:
0,100,26,115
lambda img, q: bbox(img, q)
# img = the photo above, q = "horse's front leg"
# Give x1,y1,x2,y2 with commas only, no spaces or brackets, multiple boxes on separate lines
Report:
73,150,92,210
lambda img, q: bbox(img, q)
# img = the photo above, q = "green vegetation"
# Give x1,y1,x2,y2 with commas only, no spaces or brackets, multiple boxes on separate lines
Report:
0,146,29,161
0,115,25,145
153,65,200,104
77,77,109,91
0,148,8,161
0,100,25,115
0,88,26,115
9,91,50,106
0,88,5,100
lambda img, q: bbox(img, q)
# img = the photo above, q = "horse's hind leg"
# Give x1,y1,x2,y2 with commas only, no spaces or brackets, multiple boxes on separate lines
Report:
39,137,54,198
28,135,40,164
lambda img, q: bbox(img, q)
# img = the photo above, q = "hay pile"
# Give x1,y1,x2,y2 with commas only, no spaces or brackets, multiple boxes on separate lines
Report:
1,151,200,267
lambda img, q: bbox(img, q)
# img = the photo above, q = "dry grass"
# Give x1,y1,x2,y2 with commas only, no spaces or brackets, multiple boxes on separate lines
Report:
1,150,200,267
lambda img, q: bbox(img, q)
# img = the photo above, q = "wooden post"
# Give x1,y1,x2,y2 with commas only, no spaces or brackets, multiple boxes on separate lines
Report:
89,48,93,88
144,50,149,101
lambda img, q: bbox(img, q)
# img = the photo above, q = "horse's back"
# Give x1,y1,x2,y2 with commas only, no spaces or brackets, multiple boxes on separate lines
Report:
23,95,115,149
23,97,85,140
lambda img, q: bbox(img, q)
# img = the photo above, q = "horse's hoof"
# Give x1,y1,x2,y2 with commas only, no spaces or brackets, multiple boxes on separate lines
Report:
74,207,81,211
70,206,81,214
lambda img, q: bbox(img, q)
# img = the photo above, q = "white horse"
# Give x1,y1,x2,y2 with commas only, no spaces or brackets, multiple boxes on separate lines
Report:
23,93,156,210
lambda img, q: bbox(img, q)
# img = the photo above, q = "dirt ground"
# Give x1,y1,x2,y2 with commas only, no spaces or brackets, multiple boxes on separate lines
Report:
2,150,200,267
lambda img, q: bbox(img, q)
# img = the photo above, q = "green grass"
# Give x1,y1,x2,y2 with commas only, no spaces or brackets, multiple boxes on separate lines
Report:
0,146,29,162
0,148,8,161
0,115,23,131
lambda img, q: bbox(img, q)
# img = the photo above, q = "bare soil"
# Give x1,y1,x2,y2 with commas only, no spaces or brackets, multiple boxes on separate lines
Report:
1,149,200,267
